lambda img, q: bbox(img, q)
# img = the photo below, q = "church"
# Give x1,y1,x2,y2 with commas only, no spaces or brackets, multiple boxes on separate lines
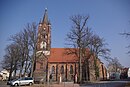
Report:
34,9,107,82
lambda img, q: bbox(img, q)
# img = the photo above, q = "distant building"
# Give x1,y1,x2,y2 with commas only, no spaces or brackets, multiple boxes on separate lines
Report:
128,68,130,78
34,9,107,82
0,74,3,81
0,69,9,80
120,68,128,79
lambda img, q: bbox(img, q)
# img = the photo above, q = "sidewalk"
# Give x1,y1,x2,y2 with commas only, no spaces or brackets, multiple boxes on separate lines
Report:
31,81,130,87
49,82,79,87
33,82,80,87
125,82,130,87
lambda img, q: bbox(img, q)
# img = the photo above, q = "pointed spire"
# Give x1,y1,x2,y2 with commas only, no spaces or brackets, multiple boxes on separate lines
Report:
39,18,42,23
39,18,42,27
42,8,48,24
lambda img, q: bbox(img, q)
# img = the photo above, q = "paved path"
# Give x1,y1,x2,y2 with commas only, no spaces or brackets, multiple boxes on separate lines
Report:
34,82,79,87
48,81,130,87
48,82,79,87
34,81,130,87
80,81,130,87
1,81,130,87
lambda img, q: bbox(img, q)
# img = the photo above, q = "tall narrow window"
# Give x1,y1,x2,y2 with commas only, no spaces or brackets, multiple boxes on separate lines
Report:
52,66,55,74
70,65,73,74
61,65,64,74
40,41,43,49
40,63,43,69
43,34,46,38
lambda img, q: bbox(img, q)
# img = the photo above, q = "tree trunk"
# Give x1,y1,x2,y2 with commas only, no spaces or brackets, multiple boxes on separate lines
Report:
30,50,36,77
30,56,34,77
8,58,13,81
79,48,82,83
86,59,90,81
94,57,99,80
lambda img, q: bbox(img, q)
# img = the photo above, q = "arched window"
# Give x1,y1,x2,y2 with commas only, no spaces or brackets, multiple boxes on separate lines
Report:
40,63,43,69
60,65,64,74
52,66,55,74
70,65,73,74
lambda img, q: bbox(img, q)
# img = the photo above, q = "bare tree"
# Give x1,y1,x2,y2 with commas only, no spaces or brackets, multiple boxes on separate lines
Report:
121,32,130,36
1,22,38,79
10,31,30,77
26,22,37,77
14,23,38,77
121,31,130,54
2,43,20,80
66,14,90,83
89,34,110,80
107,57,123,73
66,14,110,81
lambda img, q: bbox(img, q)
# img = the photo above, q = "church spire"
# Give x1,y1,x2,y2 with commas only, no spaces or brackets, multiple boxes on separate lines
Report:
42,8,48,24
37,8,51,52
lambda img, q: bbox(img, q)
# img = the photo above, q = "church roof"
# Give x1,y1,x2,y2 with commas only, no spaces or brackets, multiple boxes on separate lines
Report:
48,48,79,63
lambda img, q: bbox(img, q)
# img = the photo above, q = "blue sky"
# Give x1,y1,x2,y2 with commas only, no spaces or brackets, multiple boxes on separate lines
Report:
0,0,130,68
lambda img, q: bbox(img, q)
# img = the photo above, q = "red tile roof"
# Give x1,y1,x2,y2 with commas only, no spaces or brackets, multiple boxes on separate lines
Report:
48,48,79,63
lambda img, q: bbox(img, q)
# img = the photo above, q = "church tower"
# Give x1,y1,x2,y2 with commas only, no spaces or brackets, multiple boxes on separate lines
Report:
37,8,51,55
34,8,51,81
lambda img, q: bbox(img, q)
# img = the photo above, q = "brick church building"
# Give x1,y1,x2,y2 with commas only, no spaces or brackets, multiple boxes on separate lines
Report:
34,9,107,82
